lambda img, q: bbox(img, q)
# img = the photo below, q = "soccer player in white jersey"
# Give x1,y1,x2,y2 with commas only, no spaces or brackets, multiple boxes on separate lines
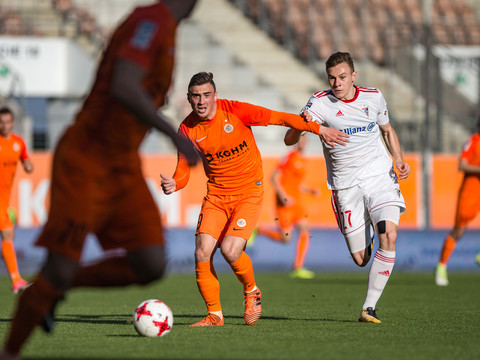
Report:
285,52,410,323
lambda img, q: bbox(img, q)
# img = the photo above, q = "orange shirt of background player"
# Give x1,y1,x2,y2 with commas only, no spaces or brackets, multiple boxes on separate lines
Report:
0,134,29,206
277,148,306,205
459,133,480,191
173,99,319,195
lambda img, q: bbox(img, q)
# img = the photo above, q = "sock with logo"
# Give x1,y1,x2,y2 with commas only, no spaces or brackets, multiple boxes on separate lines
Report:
229,252,256,293
438,234,457,266
293,231,310,270
362,248,395,310
195,261,221,313
1,240,23,284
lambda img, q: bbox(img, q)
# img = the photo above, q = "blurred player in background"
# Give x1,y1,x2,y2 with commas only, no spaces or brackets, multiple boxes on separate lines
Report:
251,134,317,279
0,107,33,294
1,1,199,359
161,71,349,327
285,52,410,323
435,116,480,286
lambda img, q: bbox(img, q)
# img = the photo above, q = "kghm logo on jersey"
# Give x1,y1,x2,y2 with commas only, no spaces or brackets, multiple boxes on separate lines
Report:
204,140,248,163
341,122,375,135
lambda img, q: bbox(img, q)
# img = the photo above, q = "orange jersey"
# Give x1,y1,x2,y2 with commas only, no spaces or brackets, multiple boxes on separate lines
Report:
173,99,320,195
277,149,306,202
73,2,178,157
459,133,480,191
455,133,480,226
0,133,29,195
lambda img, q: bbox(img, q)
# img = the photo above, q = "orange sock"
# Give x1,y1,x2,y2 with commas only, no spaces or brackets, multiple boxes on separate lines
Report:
257,227,284,242
293,231,310,270
5,274,64,356
229,252,256,293
73,255,145,287
439,234,457,265
1,240,23,283
195,261,221,312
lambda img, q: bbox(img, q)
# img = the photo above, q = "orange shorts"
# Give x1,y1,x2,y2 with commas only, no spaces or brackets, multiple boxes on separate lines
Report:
195,190,263,242
454,180,480,227
36,126,164,261
276,201,307,231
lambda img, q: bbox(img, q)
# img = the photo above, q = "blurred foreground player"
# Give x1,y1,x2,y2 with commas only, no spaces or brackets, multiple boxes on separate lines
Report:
0,107,33,294
161,72,348,327
1,1,198,359
435,116,480,286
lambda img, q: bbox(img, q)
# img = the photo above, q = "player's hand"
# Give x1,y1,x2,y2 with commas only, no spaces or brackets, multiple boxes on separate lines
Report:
173,136,199,167
160,174,177,195
300,111,313,122
318,126,349,148
396,161,410,180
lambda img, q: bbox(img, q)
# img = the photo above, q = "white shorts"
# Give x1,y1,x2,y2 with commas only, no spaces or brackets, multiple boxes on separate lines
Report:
331,170,406,254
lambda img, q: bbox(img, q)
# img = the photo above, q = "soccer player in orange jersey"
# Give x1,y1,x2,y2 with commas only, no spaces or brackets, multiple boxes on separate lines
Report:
161,72,349,327
1,2,199,359
436,116,480,286
253,135,317,279
0,107,33,294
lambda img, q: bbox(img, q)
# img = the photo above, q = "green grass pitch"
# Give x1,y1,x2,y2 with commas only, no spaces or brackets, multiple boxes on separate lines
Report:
1,272,479,359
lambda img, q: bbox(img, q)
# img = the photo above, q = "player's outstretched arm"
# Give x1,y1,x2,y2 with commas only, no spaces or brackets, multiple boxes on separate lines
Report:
110,58,198,166
160,174,177,195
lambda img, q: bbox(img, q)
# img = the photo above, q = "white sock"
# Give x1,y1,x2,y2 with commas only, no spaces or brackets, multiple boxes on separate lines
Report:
362,248,395,310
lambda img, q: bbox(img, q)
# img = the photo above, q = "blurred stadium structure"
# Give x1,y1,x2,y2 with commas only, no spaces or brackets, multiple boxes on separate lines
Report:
0,0,479,155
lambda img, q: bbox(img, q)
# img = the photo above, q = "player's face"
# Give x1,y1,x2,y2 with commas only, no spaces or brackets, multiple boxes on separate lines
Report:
327,62,357,100
188,83,218,120
0,113,14,138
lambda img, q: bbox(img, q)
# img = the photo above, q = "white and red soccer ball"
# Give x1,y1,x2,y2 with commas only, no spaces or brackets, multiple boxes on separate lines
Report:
133,299,173,337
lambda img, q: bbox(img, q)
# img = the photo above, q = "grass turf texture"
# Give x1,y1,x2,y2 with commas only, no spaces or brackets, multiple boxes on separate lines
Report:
1,272,479,360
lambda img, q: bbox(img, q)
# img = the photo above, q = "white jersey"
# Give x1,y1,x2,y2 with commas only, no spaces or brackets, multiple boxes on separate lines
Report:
302,86,393,190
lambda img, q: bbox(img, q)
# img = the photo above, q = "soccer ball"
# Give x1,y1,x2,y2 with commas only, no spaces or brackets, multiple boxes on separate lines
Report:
133,299,173,337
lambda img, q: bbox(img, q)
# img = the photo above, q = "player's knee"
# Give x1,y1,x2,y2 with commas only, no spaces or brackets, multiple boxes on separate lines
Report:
129,246,167,285
221,246,242,263
136,258,166,285
351,251,370,267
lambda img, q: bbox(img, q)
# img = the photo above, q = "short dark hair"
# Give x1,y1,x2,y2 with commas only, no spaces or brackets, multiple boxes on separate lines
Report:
325,52,355,72
188,72,216,92
0,106,13,117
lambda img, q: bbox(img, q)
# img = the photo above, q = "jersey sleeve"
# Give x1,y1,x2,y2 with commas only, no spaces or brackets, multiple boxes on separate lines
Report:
269,110,320,135
376,90,390,126
460,135,477,162
301,95,324,124
172,125,192,191
230,101,273,126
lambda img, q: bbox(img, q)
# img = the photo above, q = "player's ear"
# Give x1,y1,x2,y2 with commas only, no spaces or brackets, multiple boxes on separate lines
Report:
352,71,357,82
214,91,218,102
